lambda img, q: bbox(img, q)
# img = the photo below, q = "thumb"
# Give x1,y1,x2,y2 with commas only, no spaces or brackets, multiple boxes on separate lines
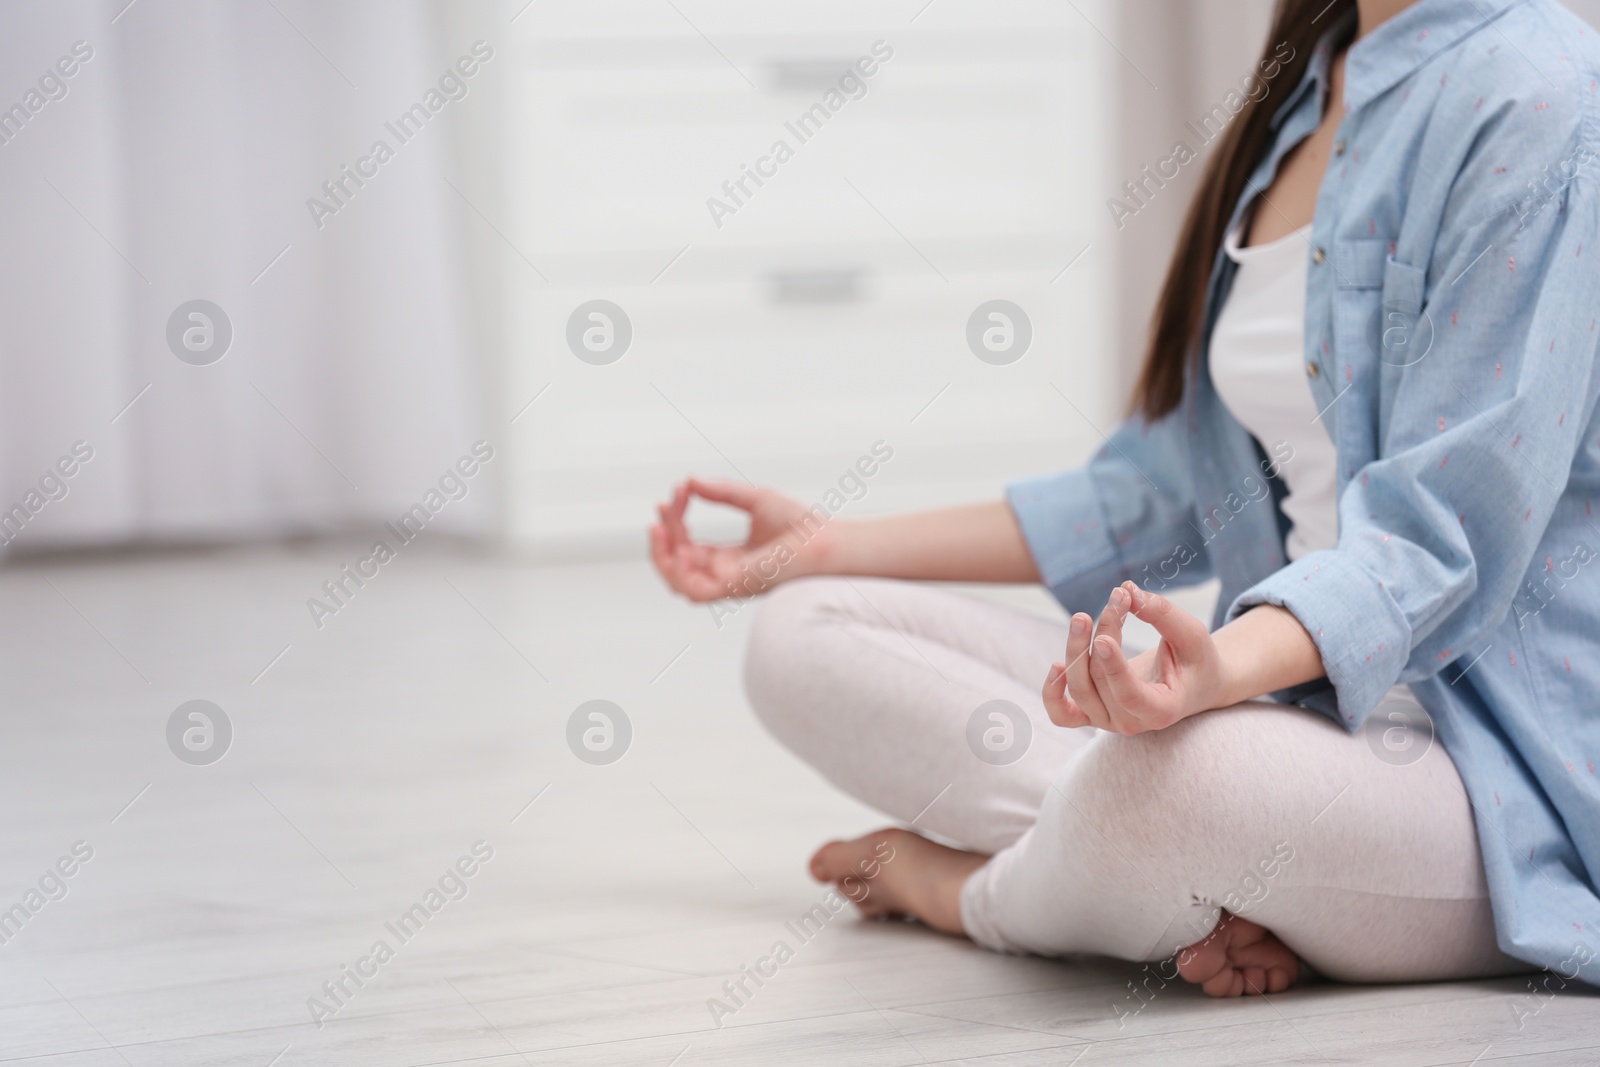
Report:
1131,587,1211,662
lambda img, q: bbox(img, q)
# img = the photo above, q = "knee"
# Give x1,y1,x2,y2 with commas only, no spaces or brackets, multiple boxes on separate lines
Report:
1052,708,1293,851
742,577,849,730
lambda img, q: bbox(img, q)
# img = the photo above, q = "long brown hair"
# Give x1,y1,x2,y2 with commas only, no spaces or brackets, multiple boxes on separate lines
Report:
1130,0,1356,421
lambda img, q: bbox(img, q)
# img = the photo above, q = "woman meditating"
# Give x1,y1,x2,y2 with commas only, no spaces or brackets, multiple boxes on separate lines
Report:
651,0,1600,996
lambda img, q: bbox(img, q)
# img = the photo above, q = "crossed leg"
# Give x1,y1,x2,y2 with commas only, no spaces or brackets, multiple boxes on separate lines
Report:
745,577,1523,992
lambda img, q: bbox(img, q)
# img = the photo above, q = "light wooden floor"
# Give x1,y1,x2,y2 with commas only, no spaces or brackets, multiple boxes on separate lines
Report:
2,544,1594,1066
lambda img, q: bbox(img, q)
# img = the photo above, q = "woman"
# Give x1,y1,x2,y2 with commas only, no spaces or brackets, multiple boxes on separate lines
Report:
652,0,1600,996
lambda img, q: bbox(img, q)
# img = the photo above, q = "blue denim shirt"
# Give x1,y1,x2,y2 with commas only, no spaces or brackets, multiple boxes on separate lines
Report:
1009,0,1600,980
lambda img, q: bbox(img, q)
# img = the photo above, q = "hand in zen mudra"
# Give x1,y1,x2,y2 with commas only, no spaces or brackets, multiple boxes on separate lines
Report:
649,478,824,602
1043,580,1233,735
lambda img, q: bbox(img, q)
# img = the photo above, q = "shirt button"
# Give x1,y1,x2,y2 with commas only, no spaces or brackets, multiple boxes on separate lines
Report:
1312,247,1327,265
1335,139,1347,156
1307,361,1321,378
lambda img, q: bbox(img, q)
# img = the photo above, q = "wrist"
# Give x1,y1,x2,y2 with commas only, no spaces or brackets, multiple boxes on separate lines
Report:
1206,605,1320,709
791,518,847,578
1205,624,1259,710
759,516,846,587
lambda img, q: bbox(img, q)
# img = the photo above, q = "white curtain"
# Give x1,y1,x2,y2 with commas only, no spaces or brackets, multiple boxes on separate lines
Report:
0,0,491,551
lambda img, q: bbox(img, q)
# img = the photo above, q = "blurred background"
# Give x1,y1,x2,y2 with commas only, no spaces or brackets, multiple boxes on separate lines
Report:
21,3,1600,1063
0,0,1292,561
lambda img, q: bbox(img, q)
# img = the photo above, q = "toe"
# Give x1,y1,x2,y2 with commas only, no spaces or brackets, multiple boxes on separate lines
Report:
1176,931,1231,986
1177,911,1303,998
809,829,905,885
1225,923,1302,991
808,841,849,882
1203,968,1241,997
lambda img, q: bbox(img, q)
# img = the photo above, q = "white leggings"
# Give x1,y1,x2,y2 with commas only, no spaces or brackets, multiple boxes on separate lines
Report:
743,577,1525,983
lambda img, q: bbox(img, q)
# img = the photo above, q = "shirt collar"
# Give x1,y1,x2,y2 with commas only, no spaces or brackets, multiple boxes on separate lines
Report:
1270,7,1355,132
1344,0,1533,112
1241,15,1356,231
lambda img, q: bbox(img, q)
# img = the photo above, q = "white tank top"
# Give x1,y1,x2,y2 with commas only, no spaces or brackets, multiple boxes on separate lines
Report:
1208,222,1417,711
1208,221,1340,562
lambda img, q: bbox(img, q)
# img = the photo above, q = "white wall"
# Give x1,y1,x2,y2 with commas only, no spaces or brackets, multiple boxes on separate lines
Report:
491,0,1119,556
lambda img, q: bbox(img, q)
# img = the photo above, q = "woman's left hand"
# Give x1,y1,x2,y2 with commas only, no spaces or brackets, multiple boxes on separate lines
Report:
1042,581,1228,734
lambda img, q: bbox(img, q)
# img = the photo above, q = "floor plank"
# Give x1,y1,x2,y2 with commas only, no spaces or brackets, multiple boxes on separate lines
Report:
0,547,1582,1066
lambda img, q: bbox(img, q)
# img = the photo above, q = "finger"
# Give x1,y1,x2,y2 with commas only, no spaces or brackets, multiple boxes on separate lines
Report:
649,524,676,581
656,503,683,553
681,570,729,602
652,525,711,600
665,483,692,543
1088,634,1149,732
655,504,679,555
1042,661,1089,728
685,541,722,583
655,520,747,604
1095,583,1133,648
1131,587,1212,663
688,477,761,511
652,524,690,587
1063,613,1109,729
675,479,694,524
677,549,732,602
1041,662,1065,718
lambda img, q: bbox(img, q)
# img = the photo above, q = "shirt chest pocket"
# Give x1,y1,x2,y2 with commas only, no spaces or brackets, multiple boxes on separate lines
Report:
1332,237,1431,371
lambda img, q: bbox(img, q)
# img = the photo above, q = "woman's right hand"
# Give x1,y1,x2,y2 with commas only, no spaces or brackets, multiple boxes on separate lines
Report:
649,478,831,602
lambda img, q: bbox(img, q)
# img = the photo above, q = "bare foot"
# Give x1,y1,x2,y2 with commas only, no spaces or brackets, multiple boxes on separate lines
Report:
1176,911,1301,997
808,828,989,937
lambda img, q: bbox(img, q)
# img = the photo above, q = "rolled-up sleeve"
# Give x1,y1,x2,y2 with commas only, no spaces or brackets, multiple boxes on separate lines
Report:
1008,408,1211,609
1228,156,1600,727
